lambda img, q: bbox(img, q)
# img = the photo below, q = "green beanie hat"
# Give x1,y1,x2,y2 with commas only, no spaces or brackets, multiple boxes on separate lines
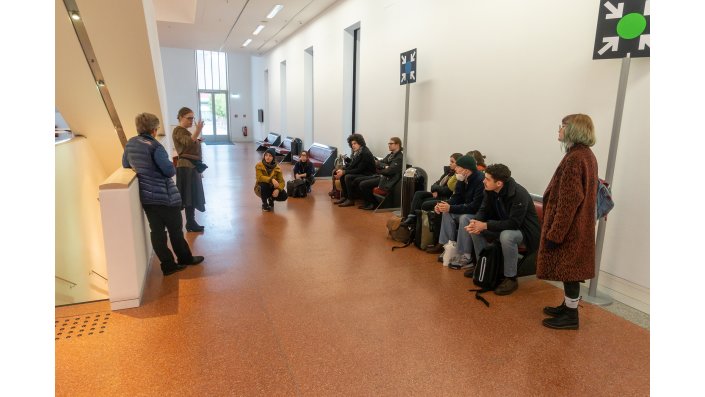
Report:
455,155,477,171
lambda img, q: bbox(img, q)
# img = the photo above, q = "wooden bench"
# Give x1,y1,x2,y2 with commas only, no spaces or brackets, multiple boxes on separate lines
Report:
256,132,281,151
275,136,302,163
292,143,337,177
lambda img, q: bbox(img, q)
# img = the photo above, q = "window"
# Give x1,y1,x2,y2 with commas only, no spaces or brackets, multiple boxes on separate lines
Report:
196,50,228,90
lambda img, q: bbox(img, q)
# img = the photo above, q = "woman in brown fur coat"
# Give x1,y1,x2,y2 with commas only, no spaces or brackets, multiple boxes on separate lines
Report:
536,114,598,330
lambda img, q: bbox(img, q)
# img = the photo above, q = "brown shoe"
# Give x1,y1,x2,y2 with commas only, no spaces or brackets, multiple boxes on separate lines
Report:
338,199,355,207
425,243,444,254
494,278,518,296
333,197,347,205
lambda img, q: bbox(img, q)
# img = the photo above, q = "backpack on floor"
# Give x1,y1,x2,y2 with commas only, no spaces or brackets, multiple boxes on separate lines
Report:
387,216,412,245
413,210,435,250
287,179,307,198
469,242,504,307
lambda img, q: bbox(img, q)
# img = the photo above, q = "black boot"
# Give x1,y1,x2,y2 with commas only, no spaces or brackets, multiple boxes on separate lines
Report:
185,207,204,232
400,214,417,227
542,307,579,330
543,302,568,317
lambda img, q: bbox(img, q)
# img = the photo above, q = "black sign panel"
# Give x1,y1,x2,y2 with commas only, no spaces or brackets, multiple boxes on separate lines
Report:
593,0,650,59
400,49,417,85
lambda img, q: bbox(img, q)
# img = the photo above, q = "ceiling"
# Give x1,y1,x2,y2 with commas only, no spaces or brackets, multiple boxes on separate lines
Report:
153,0,340,55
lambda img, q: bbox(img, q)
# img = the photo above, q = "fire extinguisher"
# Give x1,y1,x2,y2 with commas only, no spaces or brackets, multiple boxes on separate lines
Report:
242,126,248,136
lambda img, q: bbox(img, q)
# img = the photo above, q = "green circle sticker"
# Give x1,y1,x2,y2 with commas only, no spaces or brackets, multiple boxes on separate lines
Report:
617,13,647,40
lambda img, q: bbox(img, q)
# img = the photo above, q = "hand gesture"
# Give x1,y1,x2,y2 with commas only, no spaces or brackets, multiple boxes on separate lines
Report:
272,179,280,188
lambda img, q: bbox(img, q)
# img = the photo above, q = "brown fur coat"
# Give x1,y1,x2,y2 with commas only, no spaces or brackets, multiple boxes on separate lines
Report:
536,145,598,281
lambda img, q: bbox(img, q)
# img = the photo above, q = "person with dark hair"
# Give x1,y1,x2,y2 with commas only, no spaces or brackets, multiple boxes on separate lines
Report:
293,150,316,193
401,153,462,226
425,155,485,271
536,114,598,330
173,107,207,232
466,150,487,172
255,148,288,212
356,137,404,210
333,133,376,207
122,113,204,276
465,164,540,296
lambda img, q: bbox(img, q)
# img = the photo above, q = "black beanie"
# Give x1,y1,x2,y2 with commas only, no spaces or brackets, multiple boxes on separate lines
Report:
264,148,277,158
455,155,477,171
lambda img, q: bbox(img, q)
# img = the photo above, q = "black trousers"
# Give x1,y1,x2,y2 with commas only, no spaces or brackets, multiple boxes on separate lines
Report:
143,205,193,266
409,191,441,213
358,175,382,204
341,173,367,199
259,182,288,204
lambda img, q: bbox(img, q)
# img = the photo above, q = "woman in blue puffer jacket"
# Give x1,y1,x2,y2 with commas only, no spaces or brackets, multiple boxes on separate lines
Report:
122,112,204,276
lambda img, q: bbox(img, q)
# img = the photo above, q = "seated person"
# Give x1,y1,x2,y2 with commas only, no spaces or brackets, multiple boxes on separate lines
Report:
255,148,288,212
333,133,377,207
465,164,540,295
293,150,316,193
466,150,487,172
425,156,485,272
400,152,462,226
356,137,404,210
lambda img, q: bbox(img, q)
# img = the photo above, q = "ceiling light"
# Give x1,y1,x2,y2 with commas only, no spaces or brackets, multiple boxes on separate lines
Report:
70,12,80,20
231,94,240,99
266,5,284,19
242,39,252,47
253,25,265,35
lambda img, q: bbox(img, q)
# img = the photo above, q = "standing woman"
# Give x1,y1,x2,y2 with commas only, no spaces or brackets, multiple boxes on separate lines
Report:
255,148,288,211
536,114,598,330
173,107,206,232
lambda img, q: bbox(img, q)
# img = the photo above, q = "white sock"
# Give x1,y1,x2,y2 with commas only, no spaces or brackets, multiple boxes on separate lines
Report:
461,253,472,260
564,296,580,309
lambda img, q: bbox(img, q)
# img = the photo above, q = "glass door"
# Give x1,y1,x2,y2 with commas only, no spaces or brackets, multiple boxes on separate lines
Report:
198,91,229,143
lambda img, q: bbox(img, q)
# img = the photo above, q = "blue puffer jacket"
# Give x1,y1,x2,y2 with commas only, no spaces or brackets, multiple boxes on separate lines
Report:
122,133,182,207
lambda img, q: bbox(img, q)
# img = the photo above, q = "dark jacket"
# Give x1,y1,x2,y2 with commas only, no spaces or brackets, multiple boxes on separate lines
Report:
474,177,540,253
293,160,315,179
447,170,485,215
430,166,455,198
345,146,376,176
122,133,182,207
537,145,598,281
377,150,404,190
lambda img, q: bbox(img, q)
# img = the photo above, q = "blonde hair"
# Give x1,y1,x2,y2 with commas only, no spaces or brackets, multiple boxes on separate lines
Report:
135,112,160,134
562,114,596,151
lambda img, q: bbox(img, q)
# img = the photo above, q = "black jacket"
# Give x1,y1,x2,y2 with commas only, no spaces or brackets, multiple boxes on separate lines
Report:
430,166,454,198
447,170,484,215
474,177,540,253
376,150,404,190
345,146,376,176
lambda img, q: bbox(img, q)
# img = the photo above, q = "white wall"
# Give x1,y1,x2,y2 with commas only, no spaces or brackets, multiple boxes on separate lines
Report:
160,46,198,141
227,52,254,142
252,0,650,310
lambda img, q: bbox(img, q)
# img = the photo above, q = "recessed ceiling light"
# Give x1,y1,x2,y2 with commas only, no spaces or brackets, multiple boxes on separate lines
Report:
70,12,80,20
253,25,265,35
266,5,284,19
242,39,252,47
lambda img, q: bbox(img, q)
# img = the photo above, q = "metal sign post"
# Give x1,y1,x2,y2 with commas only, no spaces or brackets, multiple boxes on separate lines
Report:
584,1,649,304
398,49,416,217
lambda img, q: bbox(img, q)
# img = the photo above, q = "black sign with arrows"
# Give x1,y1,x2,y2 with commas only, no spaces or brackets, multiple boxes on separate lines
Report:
593,0,650,59
400,49,417,85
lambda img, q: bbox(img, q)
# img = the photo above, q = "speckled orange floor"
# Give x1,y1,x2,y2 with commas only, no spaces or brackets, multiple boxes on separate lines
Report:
55,143,649,396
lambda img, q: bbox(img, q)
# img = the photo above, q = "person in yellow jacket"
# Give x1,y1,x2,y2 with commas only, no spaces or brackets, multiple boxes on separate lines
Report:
255,148,288,211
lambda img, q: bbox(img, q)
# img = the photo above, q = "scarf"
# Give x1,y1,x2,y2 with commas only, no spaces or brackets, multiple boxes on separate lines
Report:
262,159,277,175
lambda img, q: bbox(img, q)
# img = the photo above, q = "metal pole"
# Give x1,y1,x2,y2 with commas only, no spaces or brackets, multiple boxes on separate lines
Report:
584,55,631,305
398,83,410,218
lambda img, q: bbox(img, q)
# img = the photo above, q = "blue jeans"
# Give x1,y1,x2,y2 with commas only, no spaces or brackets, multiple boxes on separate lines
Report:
439,212,475,256
470,229,524,277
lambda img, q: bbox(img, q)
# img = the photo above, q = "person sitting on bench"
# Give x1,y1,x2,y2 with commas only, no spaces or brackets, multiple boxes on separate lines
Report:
334,133,376,207
465,163,540,296
401,152,462,226
356,137,404,210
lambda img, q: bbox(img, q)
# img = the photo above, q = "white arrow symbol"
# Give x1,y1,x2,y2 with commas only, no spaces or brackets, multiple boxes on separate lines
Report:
410,52,415,62
410,71,415,80
401,73,407,83
598,36,619,55
401,55,406,64
644,0,650,16
639,34,650,50
604,2,623,19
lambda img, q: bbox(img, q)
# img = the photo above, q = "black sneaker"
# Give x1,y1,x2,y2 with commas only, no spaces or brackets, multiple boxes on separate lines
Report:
162,264,187,276
542,308,579,330
185,223,205,232
543,302,569,317
494,278,518,295
400,215,416,227
180,256,204,266
262,204,272,212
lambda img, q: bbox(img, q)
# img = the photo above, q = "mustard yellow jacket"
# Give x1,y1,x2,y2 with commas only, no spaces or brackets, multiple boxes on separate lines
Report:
255,161,285,192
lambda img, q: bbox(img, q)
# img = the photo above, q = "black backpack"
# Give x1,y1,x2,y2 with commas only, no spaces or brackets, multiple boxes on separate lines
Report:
413,209,442,250
469,242,504,307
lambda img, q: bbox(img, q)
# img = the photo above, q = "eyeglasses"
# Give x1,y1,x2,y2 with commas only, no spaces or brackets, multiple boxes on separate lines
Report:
186,117,195,120
388,142,396,145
